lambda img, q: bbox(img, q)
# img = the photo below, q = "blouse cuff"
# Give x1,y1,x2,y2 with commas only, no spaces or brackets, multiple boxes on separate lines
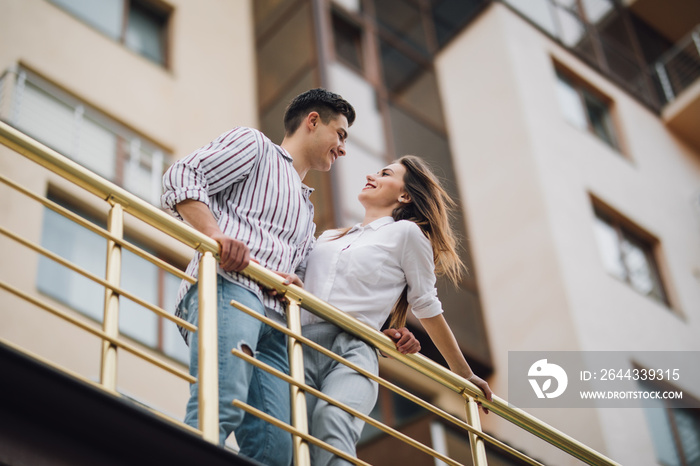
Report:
411,295,443,320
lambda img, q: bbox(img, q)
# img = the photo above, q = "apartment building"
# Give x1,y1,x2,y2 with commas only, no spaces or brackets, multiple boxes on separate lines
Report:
1,0,699,465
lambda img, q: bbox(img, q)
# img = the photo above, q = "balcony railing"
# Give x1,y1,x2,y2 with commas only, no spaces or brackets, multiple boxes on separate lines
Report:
653,25,700,105
0,120,621,466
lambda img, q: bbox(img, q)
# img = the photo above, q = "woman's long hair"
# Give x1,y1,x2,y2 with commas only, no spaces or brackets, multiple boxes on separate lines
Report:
333,155,465,329
387,155,464,329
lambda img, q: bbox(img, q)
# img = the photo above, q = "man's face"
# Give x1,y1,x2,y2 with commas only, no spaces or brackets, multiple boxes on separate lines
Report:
308,114,349,172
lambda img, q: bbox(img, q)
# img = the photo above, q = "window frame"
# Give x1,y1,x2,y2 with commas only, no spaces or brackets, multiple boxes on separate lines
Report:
48,0,172,68
331,8,366,74
591,196,672,308
2,66,172,206
638,373,700,466
554,64,624,153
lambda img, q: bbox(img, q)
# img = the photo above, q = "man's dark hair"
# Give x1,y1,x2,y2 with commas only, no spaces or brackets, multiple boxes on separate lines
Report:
283,88,356,135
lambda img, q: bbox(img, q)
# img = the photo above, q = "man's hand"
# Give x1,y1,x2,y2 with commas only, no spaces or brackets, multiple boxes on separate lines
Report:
212,231,250,272
383,327,421,355
176,200,251,272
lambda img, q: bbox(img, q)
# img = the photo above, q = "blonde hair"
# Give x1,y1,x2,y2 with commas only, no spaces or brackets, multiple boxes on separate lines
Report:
387,155,465,329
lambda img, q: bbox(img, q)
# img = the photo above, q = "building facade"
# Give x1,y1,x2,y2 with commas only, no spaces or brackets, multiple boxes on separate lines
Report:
1,0,699,465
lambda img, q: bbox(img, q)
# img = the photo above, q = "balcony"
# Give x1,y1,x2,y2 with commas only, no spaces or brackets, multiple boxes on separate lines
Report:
0,121,620,466
653,25,700,150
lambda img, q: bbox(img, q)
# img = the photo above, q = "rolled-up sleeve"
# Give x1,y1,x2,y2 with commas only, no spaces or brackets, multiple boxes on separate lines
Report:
161,127,260,219
401,223,443,319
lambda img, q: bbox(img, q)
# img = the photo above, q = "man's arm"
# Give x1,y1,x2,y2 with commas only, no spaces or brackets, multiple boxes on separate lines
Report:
176,199,250,272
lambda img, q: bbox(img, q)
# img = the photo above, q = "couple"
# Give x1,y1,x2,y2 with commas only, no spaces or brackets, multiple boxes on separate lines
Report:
162,89,491,465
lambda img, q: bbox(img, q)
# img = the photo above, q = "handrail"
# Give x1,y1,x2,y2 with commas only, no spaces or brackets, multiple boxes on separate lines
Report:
0,119,621,465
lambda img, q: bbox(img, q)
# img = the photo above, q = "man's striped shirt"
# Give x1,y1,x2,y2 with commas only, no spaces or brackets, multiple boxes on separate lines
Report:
162,126,316,323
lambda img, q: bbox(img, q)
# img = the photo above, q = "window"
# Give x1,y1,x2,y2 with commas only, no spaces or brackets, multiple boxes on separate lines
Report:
332,12,364,71
640,380,700,466
592,202,669,305
37,198,189,364
2,68,170,205
50,0,170,66
555,69,619,149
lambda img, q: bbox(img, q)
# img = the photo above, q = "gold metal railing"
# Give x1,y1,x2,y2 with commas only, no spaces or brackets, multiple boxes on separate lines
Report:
0,120,222,444
0,120,621,466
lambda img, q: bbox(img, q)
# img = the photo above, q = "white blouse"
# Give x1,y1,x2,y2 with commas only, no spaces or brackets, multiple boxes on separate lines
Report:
301,217,443,330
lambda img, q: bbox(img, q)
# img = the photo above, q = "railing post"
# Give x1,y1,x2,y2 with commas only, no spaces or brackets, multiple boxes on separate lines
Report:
100,203,123,391
655,62,675,104
287,297,311,466
465,395,488,466
198,251,219,443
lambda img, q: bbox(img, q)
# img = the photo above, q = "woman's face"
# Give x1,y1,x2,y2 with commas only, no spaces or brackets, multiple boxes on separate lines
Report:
358,163,408,209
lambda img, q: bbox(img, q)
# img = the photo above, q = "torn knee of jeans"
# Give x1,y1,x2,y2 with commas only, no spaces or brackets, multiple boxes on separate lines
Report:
238,341,253,357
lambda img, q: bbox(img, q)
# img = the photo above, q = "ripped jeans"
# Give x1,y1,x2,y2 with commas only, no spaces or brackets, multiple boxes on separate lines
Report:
179,276,292,466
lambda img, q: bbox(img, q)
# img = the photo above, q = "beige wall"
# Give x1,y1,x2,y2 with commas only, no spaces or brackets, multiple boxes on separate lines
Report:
0,0,257,421
437,3,700,465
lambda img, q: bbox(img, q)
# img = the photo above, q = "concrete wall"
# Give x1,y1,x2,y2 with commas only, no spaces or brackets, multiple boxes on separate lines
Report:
436,3,700,465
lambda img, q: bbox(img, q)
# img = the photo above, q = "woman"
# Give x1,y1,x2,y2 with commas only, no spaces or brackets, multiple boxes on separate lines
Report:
298,155,492,465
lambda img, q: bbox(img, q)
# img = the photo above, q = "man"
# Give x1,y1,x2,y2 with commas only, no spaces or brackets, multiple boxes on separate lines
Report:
162,88,417,464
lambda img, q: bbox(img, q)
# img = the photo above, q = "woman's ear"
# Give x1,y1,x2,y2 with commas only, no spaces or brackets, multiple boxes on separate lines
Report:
399,192,411,204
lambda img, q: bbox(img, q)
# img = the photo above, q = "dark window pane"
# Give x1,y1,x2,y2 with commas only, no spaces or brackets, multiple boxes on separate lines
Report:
392,391,423,425
583,91,616,148
333,13,363,70
673,408,700,465
393,68,446,131
380,40,422,93
126,3,166,65
431,0,485,46
257,3,315,108
639,380,683,466
374,0,429,55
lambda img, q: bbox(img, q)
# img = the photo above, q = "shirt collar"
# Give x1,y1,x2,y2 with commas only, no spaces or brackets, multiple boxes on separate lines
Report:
276,146,314,195
348,216,394,234
277,145,293,162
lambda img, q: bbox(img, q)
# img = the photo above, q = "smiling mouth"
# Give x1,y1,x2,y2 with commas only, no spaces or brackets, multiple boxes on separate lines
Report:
363,183,376,190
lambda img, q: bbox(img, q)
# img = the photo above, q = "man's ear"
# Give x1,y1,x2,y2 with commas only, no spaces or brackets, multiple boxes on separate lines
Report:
306,111,320,130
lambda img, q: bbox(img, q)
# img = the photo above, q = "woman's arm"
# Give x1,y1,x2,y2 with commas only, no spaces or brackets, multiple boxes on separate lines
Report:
420,314,493,412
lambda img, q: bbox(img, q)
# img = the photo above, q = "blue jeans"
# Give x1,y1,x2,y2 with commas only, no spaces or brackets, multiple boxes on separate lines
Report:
179,277,292,466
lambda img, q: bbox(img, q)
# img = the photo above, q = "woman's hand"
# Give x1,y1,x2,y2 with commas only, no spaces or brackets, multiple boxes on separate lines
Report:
465,373,493,414
265,272,304,301
382,327,421,355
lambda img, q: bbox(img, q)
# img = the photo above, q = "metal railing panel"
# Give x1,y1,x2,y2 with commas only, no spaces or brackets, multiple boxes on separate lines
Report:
0,119,623,464
0,119,220,443
230,299,546,466
653,25,700,105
